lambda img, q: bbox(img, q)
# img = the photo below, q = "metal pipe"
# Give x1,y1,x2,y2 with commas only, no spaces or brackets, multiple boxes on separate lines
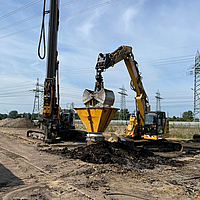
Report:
46,0,59,78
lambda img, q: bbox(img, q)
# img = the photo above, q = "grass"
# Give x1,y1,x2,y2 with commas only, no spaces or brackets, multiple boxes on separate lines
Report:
169,126,200,139
169,124,200,129
75,120,200,139
176,133,187,139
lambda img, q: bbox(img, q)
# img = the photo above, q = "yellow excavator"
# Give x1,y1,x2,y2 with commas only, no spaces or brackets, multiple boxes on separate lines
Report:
82,45,181,151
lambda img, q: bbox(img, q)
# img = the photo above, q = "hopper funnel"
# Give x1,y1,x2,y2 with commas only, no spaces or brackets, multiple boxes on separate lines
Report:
75,107,118,133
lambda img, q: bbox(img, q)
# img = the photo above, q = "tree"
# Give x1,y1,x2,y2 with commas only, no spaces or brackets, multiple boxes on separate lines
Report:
117,109,130,120
75,113,80,120
22,112,31,119
113,111,120,120
8,110,18,119
182,110,193,121
0,114,7,120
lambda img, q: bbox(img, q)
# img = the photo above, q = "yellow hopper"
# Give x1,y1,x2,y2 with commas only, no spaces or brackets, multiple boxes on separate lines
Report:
75,107,118,133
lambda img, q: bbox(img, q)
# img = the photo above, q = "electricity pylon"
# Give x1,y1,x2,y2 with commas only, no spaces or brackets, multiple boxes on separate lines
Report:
118,85,128,120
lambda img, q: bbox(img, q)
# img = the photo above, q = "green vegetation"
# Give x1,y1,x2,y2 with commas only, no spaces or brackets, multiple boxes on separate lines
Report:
8,110,18,119
169,124,200,139
176,133,187,139
168,110,194,122
75,113,80,119
113,109,131,120
0,110,38,120
0,113,7,120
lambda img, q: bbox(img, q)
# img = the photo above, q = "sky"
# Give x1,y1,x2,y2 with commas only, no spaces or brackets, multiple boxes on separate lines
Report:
0,0,199,117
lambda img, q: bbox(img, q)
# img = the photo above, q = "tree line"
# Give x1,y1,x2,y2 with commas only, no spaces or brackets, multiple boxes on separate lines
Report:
168,110,194,122
0,110,38,120
0,109,195,122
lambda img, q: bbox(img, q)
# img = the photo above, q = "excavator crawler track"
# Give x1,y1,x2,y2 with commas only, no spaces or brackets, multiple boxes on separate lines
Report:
134,139,183,152
117,137,183,152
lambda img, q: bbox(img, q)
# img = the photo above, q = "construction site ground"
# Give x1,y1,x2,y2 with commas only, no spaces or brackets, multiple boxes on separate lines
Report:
0,119,200,200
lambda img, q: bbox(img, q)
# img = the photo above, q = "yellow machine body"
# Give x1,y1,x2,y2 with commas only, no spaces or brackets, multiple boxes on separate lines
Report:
92,45,169,141
125,115,138,137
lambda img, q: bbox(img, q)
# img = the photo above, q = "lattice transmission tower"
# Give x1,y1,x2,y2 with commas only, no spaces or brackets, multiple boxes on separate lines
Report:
31,78,44,118
118,85,128,120
193,50,200,121
155,90,162,111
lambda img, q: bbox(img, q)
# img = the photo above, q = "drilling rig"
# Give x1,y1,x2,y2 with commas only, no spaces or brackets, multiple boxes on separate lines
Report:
27,0,83,143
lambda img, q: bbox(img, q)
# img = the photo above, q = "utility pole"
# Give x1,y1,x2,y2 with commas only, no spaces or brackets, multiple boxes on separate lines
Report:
118,85,128,120
155,90,162,111
193,50,200,122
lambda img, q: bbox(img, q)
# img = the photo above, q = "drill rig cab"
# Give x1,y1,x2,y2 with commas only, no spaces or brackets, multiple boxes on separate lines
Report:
60,108,75,131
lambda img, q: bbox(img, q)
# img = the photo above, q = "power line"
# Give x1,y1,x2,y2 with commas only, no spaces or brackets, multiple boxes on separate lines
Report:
0,103,33,105
139,54,195,64
0,0,79,32
0,0,42,21
60,0,79,8
61,0,118,20
0,13,41,32
144,44,200,54
0,0,118,40
140,57,194,66
142,59,194,67
0,24,40,40
1,83,34,90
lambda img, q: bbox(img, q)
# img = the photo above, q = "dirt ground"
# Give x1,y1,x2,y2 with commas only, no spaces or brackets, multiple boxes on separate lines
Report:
0,120,200,199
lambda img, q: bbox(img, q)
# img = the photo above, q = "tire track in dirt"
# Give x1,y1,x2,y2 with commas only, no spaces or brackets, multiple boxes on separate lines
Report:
0,144,94,200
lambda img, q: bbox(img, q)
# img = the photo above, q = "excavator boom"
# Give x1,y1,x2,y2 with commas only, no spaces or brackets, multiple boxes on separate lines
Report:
94,46,149,131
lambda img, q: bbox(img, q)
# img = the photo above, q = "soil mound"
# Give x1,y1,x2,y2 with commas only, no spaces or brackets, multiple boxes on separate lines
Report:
43,141,184,169
0,118,35,128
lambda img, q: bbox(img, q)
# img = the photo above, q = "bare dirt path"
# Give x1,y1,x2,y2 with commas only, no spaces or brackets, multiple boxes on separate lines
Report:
0,127,200,200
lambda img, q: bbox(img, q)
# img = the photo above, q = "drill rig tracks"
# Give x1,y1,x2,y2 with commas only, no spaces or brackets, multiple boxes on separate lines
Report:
27,129,87,143
27,129,45,141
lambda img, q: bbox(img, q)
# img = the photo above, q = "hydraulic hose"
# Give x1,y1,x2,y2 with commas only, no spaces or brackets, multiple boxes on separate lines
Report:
38,0,46,59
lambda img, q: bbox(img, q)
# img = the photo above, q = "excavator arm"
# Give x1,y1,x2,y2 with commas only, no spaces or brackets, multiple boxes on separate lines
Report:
94,45,150,126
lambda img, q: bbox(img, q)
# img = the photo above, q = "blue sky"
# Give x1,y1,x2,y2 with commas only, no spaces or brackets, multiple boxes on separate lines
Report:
0,0,199,117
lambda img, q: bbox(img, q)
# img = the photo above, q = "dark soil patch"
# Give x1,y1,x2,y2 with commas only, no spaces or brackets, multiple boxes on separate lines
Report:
41,141,184,169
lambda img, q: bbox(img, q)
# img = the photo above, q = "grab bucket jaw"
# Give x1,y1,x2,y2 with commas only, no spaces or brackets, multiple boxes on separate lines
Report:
82,88,115,107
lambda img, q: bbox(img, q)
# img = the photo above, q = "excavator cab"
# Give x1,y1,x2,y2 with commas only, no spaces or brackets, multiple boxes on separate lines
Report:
144,111,169,140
